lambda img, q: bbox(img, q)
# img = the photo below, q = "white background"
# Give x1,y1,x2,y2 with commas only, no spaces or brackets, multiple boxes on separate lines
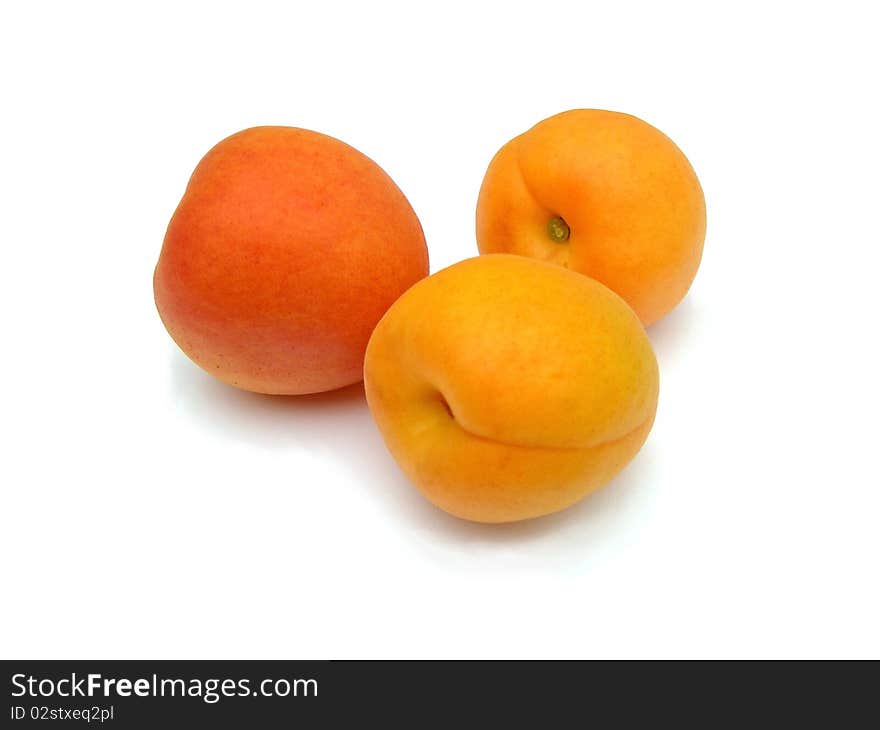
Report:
2,1,878,659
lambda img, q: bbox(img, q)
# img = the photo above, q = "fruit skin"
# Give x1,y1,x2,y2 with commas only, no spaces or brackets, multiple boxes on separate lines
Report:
364,254,659,523
154,126,428,395
476,109,706,326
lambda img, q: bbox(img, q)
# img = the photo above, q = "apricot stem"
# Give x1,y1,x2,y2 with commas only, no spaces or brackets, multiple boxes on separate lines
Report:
547,216,570,243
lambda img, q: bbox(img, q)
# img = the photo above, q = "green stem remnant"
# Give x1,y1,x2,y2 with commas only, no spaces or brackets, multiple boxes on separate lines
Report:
547,216,570,243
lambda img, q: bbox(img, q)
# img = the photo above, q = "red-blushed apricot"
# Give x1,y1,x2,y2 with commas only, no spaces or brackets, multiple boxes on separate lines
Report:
154,126,428,394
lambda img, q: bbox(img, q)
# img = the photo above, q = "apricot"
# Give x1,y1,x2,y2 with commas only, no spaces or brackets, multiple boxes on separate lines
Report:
476,109,706,326
364,254,659,523
154,126,428,394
